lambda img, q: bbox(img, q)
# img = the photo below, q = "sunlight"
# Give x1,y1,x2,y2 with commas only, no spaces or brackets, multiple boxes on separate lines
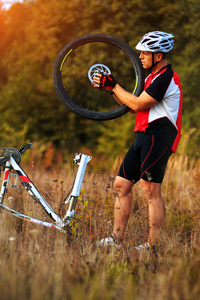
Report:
1,0,23,10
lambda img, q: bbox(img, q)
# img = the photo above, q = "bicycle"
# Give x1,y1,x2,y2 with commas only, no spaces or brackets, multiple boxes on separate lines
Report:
0,143,92,236
53,34,144,121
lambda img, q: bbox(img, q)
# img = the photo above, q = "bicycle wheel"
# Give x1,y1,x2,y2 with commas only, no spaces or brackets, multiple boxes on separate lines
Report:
53,34,144,121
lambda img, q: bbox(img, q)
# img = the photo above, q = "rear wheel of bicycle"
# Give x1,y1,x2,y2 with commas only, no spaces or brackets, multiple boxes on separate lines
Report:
53,34,144,121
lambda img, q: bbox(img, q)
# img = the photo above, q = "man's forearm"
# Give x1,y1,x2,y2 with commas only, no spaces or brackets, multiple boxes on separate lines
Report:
113,84,140,112
113,84,157,112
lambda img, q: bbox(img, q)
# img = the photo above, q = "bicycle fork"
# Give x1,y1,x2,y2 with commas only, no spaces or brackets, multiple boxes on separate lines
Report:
63,153,92,225
0,153,92,230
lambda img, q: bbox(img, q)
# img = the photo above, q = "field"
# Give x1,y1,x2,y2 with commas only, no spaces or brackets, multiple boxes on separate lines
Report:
0,154,200,300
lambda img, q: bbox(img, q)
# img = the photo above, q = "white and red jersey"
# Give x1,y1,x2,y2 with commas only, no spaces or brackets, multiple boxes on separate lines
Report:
134,64,182,152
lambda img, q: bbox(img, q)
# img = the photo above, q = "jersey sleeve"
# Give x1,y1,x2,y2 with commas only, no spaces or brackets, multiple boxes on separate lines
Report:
145,68,174,102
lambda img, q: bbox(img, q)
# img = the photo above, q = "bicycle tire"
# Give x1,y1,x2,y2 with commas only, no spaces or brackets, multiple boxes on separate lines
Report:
53,34,144,121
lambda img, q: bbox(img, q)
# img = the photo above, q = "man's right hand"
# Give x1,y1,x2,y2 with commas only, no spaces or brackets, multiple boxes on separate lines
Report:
92,73,117,93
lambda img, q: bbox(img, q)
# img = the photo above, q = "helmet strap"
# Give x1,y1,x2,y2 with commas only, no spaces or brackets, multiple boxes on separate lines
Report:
149,53,164,72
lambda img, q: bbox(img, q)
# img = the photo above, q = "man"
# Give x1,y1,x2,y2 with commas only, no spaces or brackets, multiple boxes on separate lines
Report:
92,31,182,250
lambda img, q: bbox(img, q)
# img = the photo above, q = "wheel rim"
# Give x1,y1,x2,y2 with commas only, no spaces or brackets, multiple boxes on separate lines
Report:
55,38,143,119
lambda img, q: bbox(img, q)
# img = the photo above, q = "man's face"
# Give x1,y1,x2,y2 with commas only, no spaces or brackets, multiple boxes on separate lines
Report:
139,51,153,69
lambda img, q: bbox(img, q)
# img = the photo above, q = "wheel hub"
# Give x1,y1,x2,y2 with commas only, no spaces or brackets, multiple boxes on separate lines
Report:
88,64,111,82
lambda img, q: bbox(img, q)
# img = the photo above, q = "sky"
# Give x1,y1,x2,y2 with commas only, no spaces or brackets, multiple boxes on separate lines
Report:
1,0,24,10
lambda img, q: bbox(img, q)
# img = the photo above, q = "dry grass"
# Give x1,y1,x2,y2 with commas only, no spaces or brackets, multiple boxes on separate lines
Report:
0,155,200,300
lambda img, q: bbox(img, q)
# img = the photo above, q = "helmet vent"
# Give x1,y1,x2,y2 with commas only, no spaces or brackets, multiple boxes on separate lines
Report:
135,31,174,53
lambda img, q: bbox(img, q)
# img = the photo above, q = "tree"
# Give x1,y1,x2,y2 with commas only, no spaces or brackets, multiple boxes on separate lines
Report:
0,0,199,165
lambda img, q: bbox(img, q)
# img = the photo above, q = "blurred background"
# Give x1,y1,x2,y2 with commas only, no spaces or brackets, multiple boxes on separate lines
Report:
0,0,199,170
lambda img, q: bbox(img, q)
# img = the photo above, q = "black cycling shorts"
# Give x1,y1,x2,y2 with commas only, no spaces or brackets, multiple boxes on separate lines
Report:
118,132,172,184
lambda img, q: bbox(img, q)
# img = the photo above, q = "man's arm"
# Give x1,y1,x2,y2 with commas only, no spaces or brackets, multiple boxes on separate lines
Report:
112,91,137,114
112,84,158,112
92,73,157,112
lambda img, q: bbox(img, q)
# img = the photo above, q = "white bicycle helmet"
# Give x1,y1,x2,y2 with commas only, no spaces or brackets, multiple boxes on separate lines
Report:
135,31,174,53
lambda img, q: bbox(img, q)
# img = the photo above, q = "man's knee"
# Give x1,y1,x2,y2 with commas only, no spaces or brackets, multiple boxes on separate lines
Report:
114,176,133,195
140,180,161,200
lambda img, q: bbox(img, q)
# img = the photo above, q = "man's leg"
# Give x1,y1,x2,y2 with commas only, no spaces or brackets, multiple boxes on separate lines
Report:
140,179,166,245
112,176,133,239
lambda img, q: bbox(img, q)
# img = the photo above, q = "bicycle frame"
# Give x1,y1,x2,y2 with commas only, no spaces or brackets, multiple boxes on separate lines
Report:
0,146,92,233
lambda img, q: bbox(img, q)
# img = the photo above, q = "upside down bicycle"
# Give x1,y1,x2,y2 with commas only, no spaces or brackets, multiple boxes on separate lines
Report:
0,143,92,235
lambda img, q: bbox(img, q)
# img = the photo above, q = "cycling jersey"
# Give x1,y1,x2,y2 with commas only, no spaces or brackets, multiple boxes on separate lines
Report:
134,64,182,152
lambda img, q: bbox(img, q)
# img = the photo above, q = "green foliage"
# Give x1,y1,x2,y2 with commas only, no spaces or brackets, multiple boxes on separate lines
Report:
0,0,199,163
96,112,137,167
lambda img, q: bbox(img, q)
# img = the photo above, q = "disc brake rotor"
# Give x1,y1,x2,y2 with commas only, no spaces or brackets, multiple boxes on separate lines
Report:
88,63,111,82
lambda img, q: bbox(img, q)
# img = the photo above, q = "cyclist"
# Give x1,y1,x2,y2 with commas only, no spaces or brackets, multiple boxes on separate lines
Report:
92,31,182,251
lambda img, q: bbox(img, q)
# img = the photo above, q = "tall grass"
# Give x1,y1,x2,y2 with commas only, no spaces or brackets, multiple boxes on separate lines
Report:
0,155,200,300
